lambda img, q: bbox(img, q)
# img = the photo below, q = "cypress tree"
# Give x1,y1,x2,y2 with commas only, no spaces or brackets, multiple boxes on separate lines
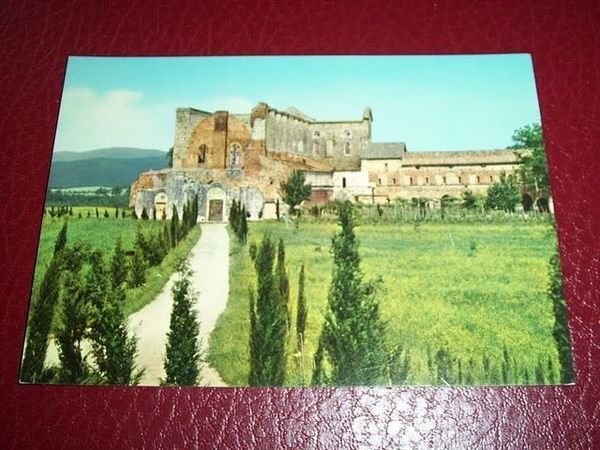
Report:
162,260,202,386
103,209,109,218
228,199,236,225
313,202,387,385
548,245,573,383
240,208,249,244
435,343,455,385
21,226,70,382
170,205,179,247
464,358,476,385
115,207,119,219
501,345,512,384
275,239,290,334
248,234,287,386
128,245,147,288
21,252,63,382
162,221,171,254
296,264,307,350
54,221,68,255
87,250,142,385
95,207,99,218
55,245,89,383
388,344,410,385
110,236,128,291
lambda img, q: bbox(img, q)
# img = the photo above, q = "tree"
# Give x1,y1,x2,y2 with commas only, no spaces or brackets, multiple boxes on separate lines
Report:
21,252,63,382
110,236,129,291
128,245,147,288
55,245,90,383
170,205,179,247
510,123,549,195
313,202,387,385
163,260,202,386
280,170,312,217
485,172,521,212
248,234,288,386
86,250,142,385
548,244,573,383
461,189,477,210
296,264,307,350
54,221,68,254
167,146,174,168
275,239,290,333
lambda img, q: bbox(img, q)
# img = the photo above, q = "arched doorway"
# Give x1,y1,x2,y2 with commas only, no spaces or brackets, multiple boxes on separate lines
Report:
154,192,168,220
206,186,226,222
522,193,533,212
536,197,550,213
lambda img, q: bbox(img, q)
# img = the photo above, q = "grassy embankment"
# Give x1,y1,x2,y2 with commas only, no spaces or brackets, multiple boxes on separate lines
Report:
30,207,202,318
209,216,561,386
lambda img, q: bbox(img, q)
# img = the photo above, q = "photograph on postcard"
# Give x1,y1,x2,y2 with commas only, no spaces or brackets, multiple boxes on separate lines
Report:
20,55,573,387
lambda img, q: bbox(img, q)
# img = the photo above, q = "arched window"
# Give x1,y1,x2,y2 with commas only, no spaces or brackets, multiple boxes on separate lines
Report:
198,144,207,164
344,141,351,156
229,143,241,168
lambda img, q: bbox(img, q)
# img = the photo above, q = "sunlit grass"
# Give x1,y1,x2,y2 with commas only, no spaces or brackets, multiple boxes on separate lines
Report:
209,218,561,386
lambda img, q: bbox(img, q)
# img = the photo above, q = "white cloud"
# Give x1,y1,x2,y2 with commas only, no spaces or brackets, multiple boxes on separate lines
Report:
53,87,173,152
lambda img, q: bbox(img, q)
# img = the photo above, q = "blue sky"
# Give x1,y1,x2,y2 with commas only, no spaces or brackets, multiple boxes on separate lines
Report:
54,55,541,153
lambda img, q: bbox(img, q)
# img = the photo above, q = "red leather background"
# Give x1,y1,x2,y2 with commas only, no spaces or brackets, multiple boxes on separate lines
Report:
1,0,600,448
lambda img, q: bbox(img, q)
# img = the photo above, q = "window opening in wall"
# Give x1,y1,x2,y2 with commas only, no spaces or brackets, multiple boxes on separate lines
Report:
229,143,241,168
443,176,447,184
344,141,351,156
393,178,396,185
458,176,462,184
343,129,352,139
198,144,207,164
476,176,481,183
378,178,382,185
425,177,429,184
342,177,347,188
384,163,388,171
409,177,413,185
489,176,493,183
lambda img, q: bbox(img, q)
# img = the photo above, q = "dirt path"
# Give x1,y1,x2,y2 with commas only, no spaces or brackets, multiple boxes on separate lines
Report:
130,223,229,386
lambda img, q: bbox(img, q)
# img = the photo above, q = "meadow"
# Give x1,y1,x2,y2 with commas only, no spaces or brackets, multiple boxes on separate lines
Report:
209,215,563,386
30,207,202,317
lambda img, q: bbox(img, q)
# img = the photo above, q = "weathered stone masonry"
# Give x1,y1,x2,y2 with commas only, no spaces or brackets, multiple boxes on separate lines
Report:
131,102,525,221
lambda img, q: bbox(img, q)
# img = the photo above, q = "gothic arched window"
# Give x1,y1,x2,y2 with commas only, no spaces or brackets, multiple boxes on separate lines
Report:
229,143,241,168
198,144,207,164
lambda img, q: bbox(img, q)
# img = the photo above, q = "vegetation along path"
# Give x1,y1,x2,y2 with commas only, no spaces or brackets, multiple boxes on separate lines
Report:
130,223,229,386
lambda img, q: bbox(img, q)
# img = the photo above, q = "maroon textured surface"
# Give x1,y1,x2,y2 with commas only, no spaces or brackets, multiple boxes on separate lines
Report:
1,0,600,448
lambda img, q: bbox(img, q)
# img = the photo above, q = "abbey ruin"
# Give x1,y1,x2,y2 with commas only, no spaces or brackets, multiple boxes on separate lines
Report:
130,102,524,221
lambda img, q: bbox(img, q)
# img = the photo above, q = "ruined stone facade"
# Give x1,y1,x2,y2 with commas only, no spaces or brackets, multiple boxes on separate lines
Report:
130,102,523,221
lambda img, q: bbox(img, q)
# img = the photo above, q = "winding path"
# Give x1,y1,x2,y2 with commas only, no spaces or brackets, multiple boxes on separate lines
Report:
129,223,229,386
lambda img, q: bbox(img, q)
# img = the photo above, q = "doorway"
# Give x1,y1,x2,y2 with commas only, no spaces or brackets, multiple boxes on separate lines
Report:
208,199,224,221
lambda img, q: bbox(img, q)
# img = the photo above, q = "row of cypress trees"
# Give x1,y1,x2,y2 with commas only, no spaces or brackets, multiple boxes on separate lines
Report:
22,197,202,385
21,222,142,384
244,201,571,386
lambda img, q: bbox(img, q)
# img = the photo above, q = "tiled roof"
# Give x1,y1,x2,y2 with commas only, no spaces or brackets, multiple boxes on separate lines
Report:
402,149,518,166
362,142,406,159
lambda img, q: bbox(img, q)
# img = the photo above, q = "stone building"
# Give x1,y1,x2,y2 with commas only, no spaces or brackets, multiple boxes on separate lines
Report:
130,102,527,221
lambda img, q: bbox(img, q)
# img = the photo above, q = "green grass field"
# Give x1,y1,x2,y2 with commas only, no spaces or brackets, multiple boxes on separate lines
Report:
209,218,563,386
30,207,201,318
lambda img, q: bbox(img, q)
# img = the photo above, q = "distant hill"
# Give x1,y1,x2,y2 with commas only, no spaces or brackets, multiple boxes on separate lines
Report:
49,155,169,188
53,147,166,162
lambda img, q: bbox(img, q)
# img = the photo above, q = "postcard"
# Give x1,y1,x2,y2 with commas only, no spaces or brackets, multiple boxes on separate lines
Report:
20,55,573,387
